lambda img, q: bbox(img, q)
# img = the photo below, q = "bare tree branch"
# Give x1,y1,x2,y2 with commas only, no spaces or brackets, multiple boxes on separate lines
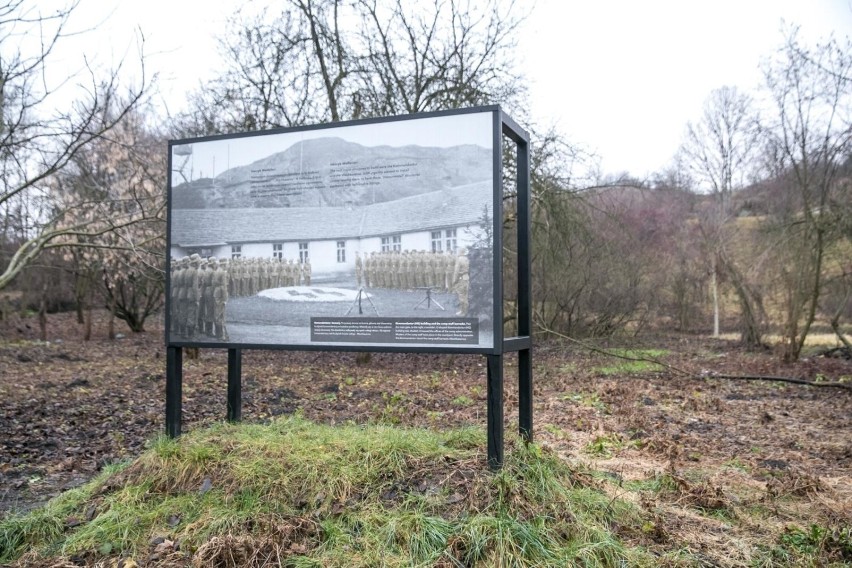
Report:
0,0,150,290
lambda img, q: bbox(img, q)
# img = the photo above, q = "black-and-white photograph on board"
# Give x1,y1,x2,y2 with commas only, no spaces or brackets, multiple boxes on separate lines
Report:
167,108,497,350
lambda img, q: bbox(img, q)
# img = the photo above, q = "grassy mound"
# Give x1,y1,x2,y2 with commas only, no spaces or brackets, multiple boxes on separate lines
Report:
0,416,662,567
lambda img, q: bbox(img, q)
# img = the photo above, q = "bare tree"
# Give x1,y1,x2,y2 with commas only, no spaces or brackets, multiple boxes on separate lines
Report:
0,0,148,290
825,154,852,351
54,106,166,332
681,86,760,205
761,29,852,362
176,0,526,136
353,0,524,116
678,86,765,345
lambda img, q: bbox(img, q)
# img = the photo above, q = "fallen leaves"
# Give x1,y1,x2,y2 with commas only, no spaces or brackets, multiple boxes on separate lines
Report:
1,309,850,528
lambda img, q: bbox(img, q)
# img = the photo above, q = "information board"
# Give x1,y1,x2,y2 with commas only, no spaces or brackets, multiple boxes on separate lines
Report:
167,108,498,351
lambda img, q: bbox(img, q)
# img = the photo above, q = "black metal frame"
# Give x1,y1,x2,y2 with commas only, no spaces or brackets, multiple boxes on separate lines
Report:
165,106,532,469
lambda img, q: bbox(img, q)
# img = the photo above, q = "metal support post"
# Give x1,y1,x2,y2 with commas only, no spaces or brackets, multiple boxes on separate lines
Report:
487,354,504,469
519,349,532,441
227,348,242,422
165,346,183,438
516,128,533,443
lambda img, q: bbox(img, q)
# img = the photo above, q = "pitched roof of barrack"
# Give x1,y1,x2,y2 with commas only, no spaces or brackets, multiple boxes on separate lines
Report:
171,181,492,247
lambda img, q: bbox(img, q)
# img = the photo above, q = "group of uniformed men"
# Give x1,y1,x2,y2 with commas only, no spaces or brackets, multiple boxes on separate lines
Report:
226,257,312,297
355,249,470,315
169,256,313,339
169,254,230,340
170,247,472,338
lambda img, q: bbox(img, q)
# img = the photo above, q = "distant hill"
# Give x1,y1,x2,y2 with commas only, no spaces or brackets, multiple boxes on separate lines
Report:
172,137,491,209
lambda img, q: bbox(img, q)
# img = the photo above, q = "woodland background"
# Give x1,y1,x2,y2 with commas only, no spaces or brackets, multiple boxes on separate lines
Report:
0,0,850,361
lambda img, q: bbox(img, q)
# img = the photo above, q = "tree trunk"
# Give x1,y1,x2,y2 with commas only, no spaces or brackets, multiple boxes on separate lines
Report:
38,282,48,341
83,285,94,341
781,283,800,363
84,305,93,341
780,226,826,363
107,292,116,340
829,286,851,353
127,317,145,332
711,263,720,338
736,284,764,348
719,252,764,348
74,270,92,324
75,300,84,324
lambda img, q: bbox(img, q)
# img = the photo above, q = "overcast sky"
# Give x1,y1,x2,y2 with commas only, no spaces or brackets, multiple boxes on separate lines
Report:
49,0,852,178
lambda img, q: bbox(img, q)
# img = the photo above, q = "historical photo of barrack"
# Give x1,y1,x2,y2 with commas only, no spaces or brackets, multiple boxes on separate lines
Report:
167,111,496,349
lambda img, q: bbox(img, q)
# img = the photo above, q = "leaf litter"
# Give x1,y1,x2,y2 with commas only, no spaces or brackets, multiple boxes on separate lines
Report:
1,311,850,566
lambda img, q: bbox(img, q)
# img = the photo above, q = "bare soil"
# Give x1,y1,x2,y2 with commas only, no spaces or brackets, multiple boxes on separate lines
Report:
1,310,850,563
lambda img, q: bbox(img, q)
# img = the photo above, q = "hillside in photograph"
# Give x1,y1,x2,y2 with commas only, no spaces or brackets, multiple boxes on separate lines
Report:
171,137,491,209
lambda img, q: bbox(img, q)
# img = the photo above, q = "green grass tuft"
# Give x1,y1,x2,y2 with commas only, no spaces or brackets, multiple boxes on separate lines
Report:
593,348,669,375
1,416,662,566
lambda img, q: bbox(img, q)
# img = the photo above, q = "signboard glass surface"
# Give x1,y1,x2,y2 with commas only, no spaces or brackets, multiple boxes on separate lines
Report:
167,109,497,351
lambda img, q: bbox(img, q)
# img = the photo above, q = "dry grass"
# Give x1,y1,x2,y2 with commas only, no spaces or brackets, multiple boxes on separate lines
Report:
717,331,849,348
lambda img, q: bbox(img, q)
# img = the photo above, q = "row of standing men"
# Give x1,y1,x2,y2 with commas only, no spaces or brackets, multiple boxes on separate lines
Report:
169,248,473,339
356,249,470,315
355,249,467,293
226,257,312,298
170,254,230,339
